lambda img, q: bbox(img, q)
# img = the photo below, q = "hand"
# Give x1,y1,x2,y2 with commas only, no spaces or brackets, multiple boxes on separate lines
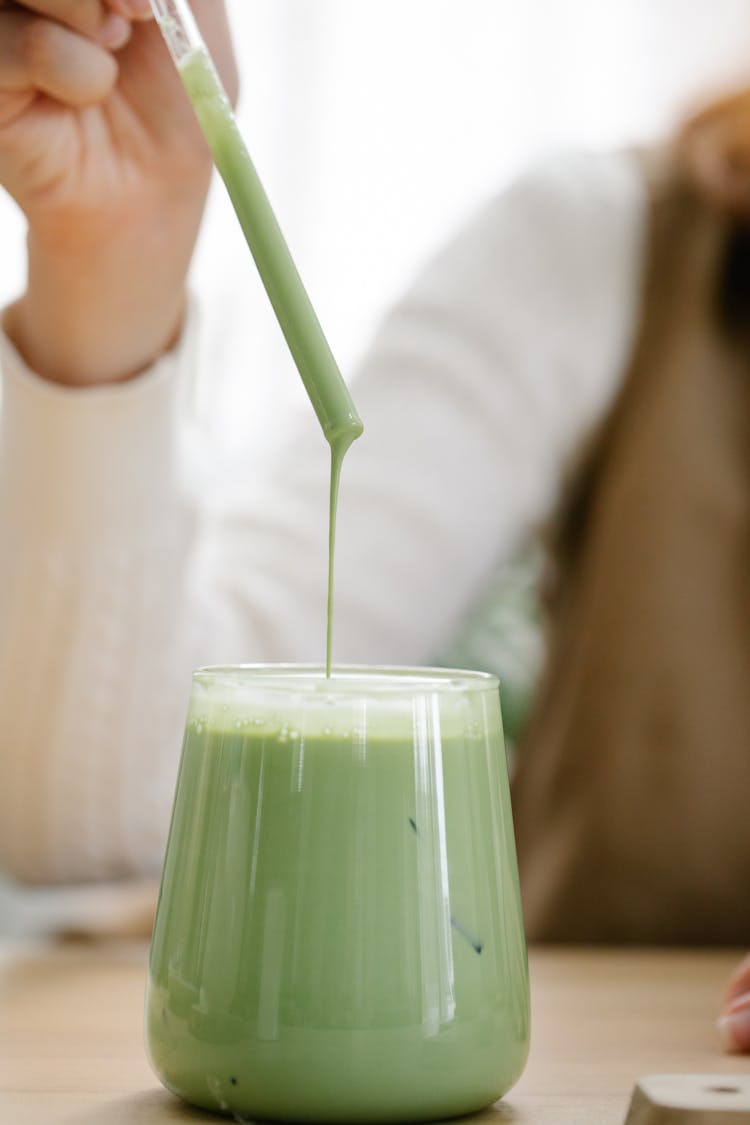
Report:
0,0,238,385
677,88,750,219
717,953,750,1052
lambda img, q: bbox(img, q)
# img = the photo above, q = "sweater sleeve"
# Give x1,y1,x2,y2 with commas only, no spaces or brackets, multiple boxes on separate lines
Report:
0,150,647,884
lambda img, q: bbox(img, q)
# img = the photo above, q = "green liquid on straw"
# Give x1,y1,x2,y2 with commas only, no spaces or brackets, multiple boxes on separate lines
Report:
179,50,362,676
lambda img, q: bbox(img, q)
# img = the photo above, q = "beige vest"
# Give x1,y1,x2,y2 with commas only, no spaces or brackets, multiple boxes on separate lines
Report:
512,161,750,944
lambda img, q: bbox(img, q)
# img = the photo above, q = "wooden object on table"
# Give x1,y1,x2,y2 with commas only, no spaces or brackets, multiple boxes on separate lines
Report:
625,1073,750,1123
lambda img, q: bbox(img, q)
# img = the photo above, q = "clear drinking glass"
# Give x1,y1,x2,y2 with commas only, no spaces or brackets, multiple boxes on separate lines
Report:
146,665,530,1122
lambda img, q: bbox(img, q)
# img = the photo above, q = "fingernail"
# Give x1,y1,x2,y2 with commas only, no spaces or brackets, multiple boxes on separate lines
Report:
98,13,132,49
107,0,154,24
120,0,155,18
717,992,750,1053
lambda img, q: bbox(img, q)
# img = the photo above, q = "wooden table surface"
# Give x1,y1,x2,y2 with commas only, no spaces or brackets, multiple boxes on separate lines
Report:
0,942,747,1125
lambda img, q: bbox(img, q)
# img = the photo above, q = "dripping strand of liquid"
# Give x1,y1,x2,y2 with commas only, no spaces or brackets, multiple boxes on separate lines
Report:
326,440,348,678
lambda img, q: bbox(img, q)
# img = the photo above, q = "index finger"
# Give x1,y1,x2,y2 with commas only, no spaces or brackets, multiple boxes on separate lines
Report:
0,9,118,110
7,0,124,40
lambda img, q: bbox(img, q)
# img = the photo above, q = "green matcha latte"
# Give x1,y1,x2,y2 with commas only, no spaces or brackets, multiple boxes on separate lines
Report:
146,666,529,1122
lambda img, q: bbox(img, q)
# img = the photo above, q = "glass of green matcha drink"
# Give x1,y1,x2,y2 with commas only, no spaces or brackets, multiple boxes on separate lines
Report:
146,665,529,1122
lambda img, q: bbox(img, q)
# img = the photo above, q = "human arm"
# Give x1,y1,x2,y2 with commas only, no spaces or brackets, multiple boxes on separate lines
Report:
0,0,236,882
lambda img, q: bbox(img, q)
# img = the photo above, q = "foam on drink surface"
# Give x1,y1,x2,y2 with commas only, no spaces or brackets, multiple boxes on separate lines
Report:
186,667,501,742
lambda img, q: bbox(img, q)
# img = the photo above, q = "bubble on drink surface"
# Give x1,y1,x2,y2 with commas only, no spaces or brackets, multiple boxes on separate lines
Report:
195,723,203,735
289,729,300,740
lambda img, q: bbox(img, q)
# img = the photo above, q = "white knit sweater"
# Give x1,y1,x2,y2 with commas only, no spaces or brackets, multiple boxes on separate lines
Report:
0,151,646,885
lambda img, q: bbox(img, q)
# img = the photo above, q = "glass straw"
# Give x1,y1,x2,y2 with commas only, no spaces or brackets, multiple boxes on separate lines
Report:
148,0,363,452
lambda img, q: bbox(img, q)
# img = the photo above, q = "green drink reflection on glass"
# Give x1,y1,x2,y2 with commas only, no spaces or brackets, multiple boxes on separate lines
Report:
146,666,530,1122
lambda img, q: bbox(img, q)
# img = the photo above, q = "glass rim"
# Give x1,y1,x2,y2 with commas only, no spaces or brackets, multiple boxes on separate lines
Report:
192,663,499,696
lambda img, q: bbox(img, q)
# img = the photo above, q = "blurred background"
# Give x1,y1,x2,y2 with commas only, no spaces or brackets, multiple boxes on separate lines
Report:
2,0,750,446
2,0,750,930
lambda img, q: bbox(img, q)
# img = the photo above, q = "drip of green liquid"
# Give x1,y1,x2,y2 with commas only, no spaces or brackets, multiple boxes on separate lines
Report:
326,440,347,676
179,50,363,675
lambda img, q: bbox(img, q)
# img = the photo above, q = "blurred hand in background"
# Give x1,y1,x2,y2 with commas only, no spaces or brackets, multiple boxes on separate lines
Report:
719,954,750,1052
